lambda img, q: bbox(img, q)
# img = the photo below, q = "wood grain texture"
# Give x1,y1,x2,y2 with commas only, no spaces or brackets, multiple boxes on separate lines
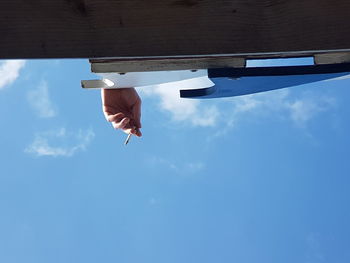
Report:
90,56,246,72
1,0,350,58
315,52,350,65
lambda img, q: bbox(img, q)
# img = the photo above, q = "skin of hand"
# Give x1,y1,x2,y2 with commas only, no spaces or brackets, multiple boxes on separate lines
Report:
101,88,142,137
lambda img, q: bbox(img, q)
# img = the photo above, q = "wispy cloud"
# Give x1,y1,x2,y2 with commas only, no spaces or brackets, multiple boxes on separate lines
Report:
146,156,178,170
138,70,338,136
145,155,205,175
27,81,57,118
208,89,337,138
25,128,95,157
185,162,205,173
287,96,336,127
139,76,219,127
0,60,26,90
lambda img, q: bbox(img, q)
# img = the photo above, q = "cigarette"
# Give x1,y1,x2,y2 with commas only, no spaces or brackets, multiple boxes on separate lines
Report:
124,132,132,145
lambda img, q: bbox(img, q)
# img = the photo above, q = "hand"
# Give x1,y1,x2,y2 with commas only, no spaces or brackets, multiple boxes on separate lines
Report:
101,88,142,137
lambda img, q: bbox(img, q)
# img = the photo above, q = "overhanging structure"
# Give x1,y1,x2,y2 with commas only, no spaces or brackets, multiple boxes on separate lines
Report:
0,0,350,60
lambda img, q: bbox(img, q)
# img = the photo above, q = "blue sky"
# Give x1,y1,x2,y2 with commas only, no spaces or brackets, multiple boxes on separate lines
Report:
1,58,350,263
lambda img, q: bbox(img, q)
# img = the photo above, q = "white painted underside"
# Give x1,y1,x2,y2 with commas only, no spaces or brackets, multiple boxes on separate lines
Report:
96,70,214,89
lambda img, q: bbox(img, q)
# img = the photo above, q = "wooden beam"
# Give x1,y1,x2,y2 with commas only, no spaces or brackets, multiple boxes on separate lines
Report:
1,0,350,59
314,52,350,65
90,56,246,72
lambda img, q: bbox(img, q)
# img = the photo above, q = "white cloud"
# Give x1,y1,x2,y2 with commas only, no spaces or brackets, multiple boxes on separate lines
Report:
138,72,337,136
287,96,336,127
25,128,95,157
0,60,26,89
209,89,337,138
230,89,337,127
27,81,57,118
139,74,334,131
139,76,219,127
211,90,289,135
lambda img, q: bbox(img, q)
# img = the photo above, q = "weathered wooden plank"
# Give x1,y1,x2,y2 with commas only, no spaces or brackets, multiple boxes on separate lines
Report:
1,0,350,59
314,52,350,65
90,56,246,72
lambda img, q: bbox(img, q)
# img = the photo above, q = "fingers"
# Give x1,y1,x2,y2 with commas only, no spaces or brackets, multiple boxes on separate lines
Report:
107,112,124,122
101,88,142,138
132,101,142,129
131,127,142,137
121,126,142,137
105,112,142,137
111,117,130,130
134,128,142,137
